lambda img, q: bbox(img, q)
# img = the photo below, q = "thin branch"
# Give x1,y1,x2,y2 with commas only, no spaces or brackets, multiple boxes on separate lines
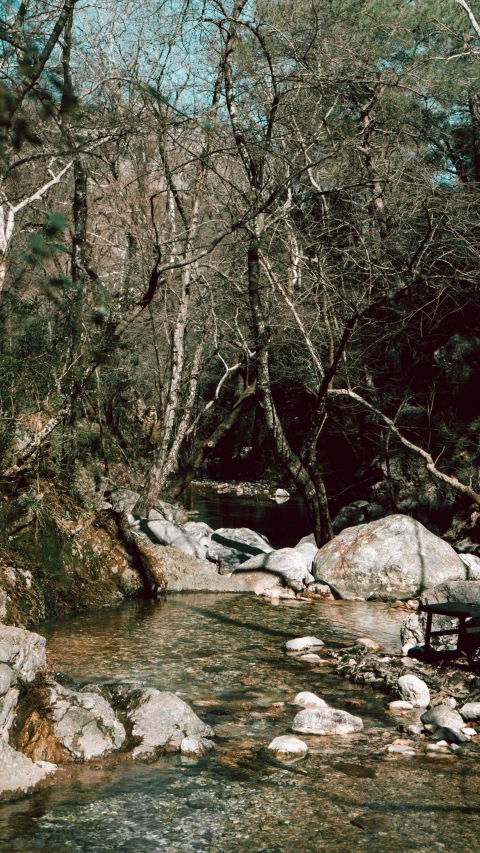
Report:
327,388,480,504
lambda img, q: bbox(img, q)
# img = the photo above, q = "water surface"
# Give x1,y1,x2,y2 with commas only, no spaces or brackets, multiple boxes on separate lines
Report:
1,595,479,853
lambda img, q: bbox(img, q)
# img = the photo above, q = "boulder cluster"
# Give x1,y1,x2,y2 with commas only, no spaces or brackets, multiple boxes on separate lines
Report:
0,622,215,802
111,490,479,602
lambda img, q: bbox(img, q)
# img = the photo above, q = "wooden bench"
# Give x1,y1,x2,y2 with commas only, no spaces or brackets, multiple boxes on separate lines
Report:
407,601,480,671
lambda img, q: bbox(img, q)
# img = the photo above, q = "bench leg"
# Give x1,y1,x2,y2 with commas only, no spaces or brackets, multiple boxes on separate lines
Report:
424,612,433,654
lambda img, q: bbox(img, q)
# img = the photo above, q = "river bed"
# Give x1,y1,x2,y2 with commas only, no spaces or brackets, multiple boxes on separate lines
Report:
1,595,479,852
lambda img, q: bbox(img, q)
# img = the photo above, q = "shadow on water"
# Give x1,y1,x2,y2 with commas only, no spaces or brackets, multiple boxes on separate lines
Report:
172,601,296,639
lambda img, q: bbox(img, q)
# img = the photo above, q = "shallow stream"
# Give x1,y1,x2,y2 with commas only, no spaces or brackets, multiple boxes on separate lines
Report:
1,594,479,852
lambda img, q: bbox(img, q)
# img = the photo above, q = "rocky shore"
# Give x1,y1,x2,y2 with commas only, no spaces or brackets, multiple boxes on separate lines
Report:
3,483,480,805
0,620,217,802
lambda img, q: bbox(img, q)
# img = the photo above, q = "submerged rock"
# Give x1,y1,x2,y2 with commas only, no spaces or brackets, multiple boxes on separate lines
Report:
355,638,381,651
292,705,363,735
0,741,56,802
313,515,466,600
127,689,214,757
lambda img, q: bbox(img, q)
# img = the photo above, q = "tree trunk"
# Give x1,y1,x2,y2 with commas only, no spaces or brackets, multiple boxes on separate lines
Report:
247,230,333,545
169,381,256,499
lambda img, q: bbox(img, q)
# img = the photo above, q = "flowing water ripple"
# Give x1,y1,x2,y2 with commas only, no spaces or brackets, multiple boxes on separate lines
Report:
0,595,478,852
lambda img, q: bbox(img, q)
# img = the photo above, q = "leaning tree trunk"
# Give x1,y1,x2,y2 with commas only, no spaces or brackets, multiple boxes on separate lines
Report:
247,231,333,545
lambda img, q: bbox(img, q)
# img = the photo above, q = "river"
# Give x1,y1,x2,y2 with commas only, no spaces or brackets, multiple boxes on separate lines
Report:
1,594,479,852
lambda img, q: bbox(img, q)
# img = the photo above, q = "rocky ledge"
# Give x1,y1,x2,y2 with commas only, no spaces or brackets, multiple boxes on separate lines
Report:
0,622,216,803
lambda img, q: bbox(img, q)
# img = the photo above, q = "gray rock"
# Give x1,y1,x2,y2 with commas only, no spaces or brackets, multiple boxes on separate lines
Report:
132,540,284,595
234,548,314,592
180,736,215,757
421,705,465,730
458,553,480,579
459,702,480,721
127,689,214,757
108,488,140,513
140,519,207,559
268,735,308,757
286,637,324,652
292,705,363,735
400,614,425,651
0,663,16,696
294,542,319,568
296,534,317,547
313,515,466,600
0,687,20,739
431,726,470,744
150,500,189,525
183,521,213,548
0,741,56,802
293,691,327,708
207,527,273,568
0,624,46,682
51,684,126,760
397,675,430,708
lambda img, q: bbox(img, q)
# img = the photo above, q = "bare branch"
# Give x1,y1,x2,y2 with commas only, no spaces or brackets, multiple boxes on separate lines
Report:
327,388,480,504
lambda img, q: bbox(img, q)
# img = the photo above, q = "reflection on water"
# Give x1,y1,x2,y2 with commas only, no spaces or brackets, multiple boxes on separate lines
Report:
186,490,311,549
1,596,479,853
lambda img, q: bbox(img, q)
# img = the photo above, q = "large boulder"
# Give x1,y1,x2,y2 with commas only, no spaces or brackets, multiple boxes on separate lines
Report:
206,527,273,569
183,522,213,552
294,541,319,569
232,548,314,592
136,518,207,560
127,689,214,757
313,515,466,600
131,539,282,594
48,683,126,760
0,740,56,802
